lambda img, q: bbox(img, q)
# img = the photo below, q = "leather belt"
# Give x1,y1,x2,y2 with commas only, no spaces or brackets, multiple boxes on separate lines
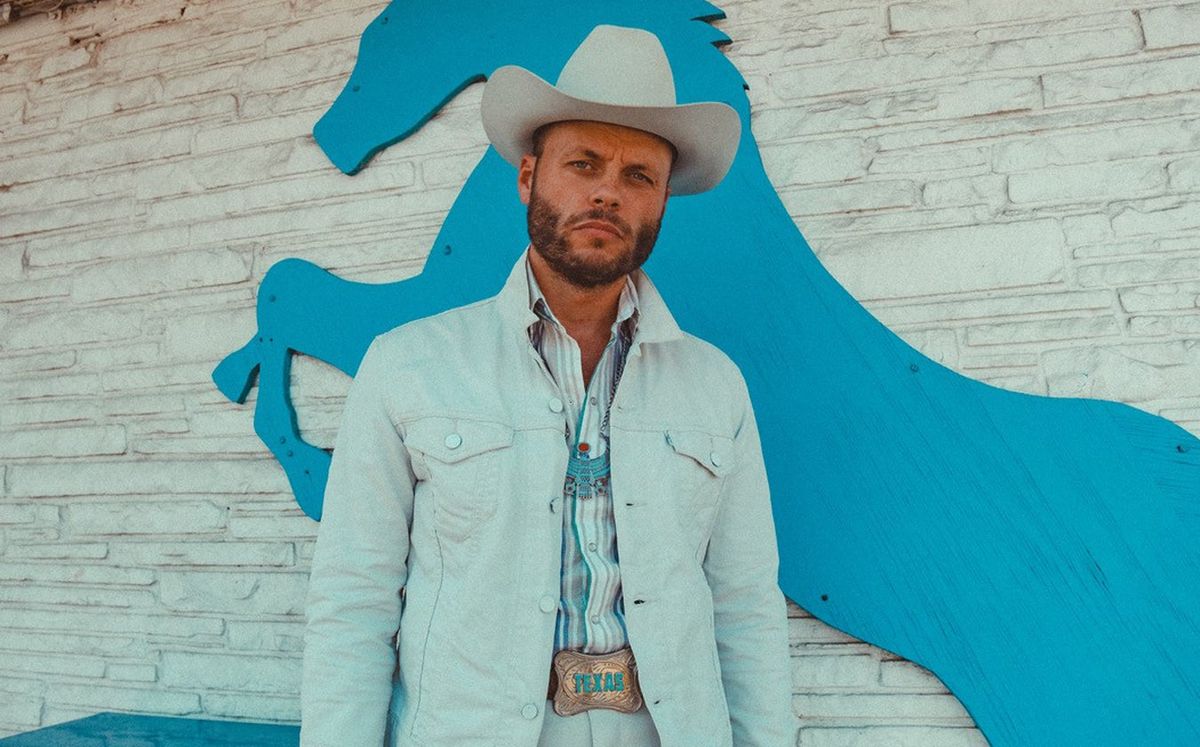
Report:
546,647,644,716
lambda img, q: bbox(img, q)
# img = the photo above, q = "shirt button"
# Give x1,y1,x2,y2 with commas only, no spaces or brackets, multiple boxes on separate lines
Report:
521,703,538,720
539,595,556,613
548,397,564,413
587,541,597,551
709,451,722,467
590,615,600,623
444,433,462,449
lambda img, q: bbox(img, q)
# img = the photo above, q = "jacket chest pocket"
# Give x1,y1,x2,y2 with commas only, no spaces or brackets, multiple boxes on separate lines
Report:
664,429,736,537
403,417,514,543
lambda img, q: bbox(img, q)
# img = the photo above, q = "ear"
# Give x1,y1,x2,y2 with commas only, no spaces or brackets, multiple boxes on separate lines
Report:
517,154,536,206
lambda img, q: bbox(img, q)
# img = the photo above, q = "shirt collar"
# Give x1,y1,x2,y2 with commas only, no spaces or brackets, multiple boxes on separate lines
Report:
525,251,639,339
495,246,684,352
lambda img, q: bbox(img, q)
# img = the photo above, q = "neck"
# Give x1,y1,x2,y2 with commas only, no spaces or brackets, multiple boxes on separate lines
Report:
529,249,625,339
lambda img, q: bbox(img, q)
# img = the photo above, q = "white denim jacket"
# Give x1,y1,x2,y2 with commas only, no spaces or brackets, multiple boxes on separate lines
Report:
300,256,794,746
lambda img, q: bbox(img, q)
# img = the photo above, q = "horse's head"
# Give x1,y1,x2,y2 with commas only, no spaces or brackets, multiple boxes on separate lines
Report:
313,0,747,174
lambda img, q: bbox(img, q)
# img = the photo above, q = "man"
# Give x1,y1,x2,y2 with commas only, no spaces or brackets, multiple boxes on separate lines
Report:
300,24,793,747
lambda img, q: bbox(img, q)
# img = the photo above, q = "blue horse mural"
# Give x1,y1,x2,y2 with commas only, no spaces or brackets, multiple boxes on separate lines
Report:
212,2,1200,744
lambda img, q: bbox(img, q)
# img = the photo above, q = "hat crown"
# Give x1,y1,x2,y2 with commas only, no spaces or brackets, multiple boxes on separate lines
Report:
554,25,677,108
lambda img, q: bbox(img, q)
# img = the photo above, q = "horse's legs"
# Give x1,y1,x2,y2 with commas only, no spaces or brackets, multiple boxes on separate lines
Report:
254,344,332,520
212,336,261,404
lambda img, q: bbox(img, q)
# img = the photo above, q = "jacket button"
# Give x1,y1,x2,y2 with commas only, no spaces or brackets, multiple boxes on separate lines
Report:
548,397,564,413
539,595,556,613
444,433,462,449
709,451,722,467
521,703,538,719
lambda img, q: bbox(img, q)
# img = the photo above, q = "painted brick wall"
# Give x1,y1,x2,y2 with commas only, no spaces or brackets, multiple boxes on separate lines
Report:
1,0,1197,743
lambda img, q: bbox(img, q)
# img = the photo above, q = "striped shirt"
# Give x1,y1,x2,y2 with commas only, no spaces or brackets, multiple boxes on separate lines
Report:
524,253,638,654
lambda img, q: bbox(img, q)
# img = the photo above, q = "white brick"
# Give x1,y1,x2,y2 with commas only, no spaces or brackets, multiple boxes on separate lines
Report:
1,373,101,401
0,630,140,658
995,118,1200,172
70,248,250,303
1170,154,1200,192
921,174,1007,211
229,513,317,540
1,306,143,351
0,651,106,679
965,315,1120,346
1076,256,1200,288
1119,283,1200,312
792,654,880,689
158,570,307,615
875,290,1113,327
0,562,154,586
760,138,869,186
0,584,156,609
0,505,37,524
0,196,137,239
2,128,193,184
37,47,92,79
888,1,1134,33
879,660,953,690
67,500,227,535
779,179,918,217
109,540,294,567
1141,2,1200,50
161,650,301,695
0,607,223,638
47,682,199,715
0,424,126,458
0,274,71,303
106,663,158,683
226,619,305,652
799,726,987,747
25,225,190,268
1043,342,1200,401
793,693,975,724
1044,55,1200,108
59,77,164,123
1112,198,1200,237
0,693,42,729
778,24,1138,102
759,76,1042,139
818,220,1064,300
5,543,108,560
1010,159,1167,205
202,691,300,721
8,458,287,497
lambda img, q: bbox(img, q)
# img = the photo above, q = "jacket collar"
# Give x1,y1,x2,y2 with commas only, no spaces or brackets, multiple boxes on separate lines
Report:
495,247,684,351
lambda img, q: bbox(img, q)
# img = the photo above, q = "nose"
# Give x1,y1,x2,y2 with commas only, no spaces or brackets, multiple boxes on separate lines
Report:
589,173,620,209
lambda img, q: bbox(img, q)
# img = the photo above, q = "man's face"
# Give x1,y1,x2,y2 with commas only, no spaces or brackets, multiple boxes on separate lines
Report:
517,120,673,289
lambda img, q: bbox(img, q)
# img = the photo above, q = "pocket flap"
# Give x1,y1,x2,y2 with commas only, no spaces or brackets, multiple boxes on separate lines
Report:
404,417,514,464
665,429,736,477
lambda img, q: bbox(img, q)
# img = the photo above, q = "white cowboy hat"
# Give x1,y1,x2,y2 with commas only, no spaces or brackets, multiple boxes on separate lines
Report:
480,24,741,196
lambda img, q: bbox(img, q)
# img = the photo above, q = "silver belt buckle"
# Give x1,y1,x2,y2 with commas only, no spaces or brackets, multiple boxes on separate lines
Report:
550,646,643,717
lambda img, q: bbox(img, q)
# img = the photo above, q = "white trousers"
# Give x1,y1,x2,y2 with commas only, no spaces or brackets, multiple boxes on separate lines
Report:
536,700,661,747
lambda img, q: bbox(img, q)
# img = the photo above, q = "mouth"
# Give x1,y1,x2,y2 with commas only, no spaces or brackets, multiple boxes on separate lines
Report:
572,220,625,239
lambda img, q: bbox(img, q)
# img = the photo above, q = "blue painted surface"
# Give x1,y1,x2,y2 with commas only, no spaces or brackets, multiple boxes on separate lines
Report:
0,713,297,746
211,2,1200,744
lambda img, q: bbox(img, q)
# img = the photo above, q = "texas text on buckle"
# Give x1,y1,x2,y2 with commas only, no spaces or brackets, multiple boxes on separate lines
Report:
549,646,644,717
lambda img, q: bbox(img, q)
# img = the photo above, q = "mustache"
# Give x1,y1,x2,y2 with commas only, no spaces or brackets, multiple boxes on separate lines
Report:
566,208,631,237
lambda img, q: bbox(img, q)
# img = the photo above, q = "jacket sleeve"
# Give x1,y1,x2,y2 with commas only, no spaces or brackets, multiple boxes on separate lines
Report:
702,376,795,746
300,337,415,747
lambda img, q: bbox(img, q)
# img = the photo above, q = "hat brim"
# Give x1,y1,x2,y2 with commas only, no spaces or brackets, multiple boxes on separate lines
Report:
481,65,741,196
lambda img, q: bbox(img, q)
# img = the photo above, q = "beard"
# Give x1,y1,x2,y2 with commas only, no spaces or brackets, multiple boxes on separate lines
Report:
526,180,664,289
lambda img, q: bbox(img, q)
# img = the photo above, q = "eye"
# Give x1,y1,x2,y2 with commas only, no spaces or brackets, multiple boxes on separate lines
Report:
630,171,653,184
569,160,592,170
